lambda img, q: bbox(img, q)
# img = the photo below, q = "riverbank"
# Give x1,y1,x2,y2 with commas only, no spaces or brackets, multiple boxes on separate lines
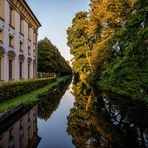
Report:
0,77,57,101
0,76,74,148
0,76,70,113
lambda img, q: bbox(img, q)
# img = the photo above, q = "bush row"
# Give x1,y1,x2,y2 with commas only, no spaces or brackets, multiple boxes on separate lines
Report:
0,78,56,102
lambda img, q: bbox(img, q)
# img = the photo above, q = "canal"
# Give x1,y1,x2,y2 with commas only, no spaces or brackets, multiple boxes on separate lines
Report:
37,82,75,148
0,77,148,148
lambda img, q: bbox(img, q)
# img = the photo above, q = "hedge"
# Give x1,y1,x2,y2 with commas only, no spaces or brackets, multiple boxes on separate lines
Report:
0,78,56,102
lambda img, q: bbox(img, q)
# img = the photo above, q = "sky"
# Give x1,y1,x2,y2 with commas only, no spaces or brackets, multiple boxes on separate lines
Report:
26,0,90,60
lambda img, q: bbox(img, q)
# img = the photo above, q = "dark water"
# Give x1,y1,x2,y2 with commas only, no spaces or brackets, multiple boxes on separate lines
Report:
67,81,148,148
0,78,148,148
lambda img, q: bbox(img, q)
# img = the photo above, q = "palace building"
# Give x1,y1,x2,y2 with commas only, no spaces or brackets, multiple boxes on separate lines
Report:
0,0,41,81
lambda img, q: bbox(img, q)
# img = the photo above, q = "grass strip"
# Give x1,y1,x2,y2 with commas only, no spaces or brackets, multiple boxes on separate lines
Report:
0,76,66,113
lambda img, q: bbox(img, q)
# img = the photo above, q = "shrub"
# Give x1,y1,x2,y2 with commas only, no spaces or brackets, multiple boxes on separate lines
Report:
0,78,56,102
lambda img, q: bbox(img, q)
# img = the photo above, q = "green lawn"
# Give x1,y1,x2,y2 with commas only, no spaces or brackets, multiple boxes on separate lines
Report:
0,76,67,113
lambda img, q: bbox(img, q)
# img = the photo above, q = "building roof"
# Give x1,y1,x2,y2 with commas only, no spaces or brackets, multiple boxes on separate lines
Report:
22,0,41,27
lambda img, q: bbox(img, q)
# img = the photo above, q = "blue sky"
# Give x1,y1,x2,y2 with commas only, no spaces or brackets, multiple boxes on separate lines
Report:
26,0,90,60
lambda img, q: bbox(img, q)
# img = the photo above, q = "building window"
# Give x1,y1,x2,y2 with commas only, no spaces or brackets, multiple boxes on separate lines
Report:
20,18,24,35
33,31,37,44
0,135,2,148
33,62,36,78
9,6,14,27
19,119,24,147
19,62,22,79
28,64,30,79
20,42,23,52
33,49,35,57
19,54,24,80
0,0,4,19
0,58,1,81
9,60,13,80
9,35,14,48
0,29,3,44
28,26,31,41
28,46,31,55
9,128,13,142
0,57,4,81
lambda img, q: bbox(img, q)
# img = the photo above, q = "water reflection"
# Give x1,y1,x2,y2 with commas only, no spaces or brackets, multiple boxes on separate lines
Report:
0,76,73,148
1,77,148,148
0,106,40,148
67,81,148,148
38,77,72,121
37,76,74,148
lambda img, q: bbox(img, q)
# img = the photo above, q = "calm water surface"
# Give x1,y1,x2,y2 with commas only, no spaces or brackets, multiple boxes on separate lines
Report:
0,78,148,148
37,84,75,148
0,79,75,148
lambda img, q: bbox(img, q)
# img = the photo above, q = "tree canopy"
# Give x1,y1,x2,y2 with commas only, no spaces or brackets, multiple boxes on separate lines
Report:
38,37,72,76
67,0,148,100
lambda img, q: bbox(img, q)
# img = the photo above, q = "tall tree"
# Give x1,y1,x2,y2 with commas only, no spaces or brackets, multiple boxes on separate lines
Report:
38,37,72,76
67,12,93,85
87,0,131,79
67,0,148,99
100,0,148,99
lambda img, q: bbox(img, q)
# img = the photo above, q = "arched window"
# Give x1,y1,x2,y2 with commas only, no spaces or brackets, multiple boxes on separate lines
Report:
7,50,16,80
0,46,5,81
33,59,36,78
19,54,25,80
20,17,24,35
0,57,2,81
0,29,3,44
28,57,32,79
9,6,15,27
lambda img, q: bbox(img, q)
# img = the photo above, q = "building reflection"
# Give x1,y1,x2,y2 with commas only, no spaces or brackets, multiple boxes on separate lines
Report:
0,76,72,148
0,106,40,148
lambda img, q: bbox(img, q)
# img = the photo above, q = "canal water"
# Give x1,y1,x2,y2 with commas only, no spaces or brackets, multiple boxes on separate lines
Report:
37,83,75,148
0,78,148,148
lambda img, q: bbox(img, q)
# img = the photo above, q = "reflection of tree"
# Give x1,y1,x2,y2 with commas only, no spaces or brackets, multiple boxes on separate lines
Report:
37,77,72,120
67,80,148,148
67,81,97,148
102,92,148,148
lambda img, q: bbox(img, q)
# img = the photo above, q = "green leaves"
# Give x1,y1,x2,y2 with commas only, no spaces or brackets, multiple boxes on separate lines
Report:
100,0,148,100
38,37,72,75
67,0,148,100
0,78,56,101
67,11,92,81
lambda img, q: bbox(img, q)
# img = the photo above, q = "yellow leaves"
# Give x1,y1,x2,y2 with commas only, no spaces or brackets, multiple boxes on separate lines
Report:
85,91,94,111
79,72,91,87
90,0,113,22
88,0,131,35
74,19,87,30
89,37,111,74
101,28,114,39
128,0,136,7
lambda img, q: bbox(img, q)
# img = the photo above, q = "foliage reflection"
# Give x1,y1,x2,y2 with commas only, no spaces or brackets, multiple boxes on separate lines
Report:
67,80,148,148
38,76,72,120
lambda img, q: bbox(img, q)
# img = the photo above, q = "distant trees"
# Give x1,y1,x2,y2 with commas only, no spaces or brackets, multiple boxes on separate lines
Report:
38,37,72,76
67,0,148,99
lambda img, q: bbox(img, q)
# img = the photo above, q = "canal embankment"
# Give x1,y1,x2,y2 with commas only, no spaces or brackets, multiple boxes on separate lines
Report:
0,77,56,102
0,76,71,113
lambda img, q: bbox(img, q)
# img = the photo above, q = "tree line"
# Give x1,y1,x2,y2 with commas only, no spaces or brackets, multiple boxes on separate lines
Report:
67,0,148,100
38,37,72,76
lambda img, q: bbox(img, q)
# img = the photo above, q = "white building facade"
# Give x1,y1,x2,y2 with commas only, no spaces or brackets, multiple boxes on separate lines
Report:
0,0,41,81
